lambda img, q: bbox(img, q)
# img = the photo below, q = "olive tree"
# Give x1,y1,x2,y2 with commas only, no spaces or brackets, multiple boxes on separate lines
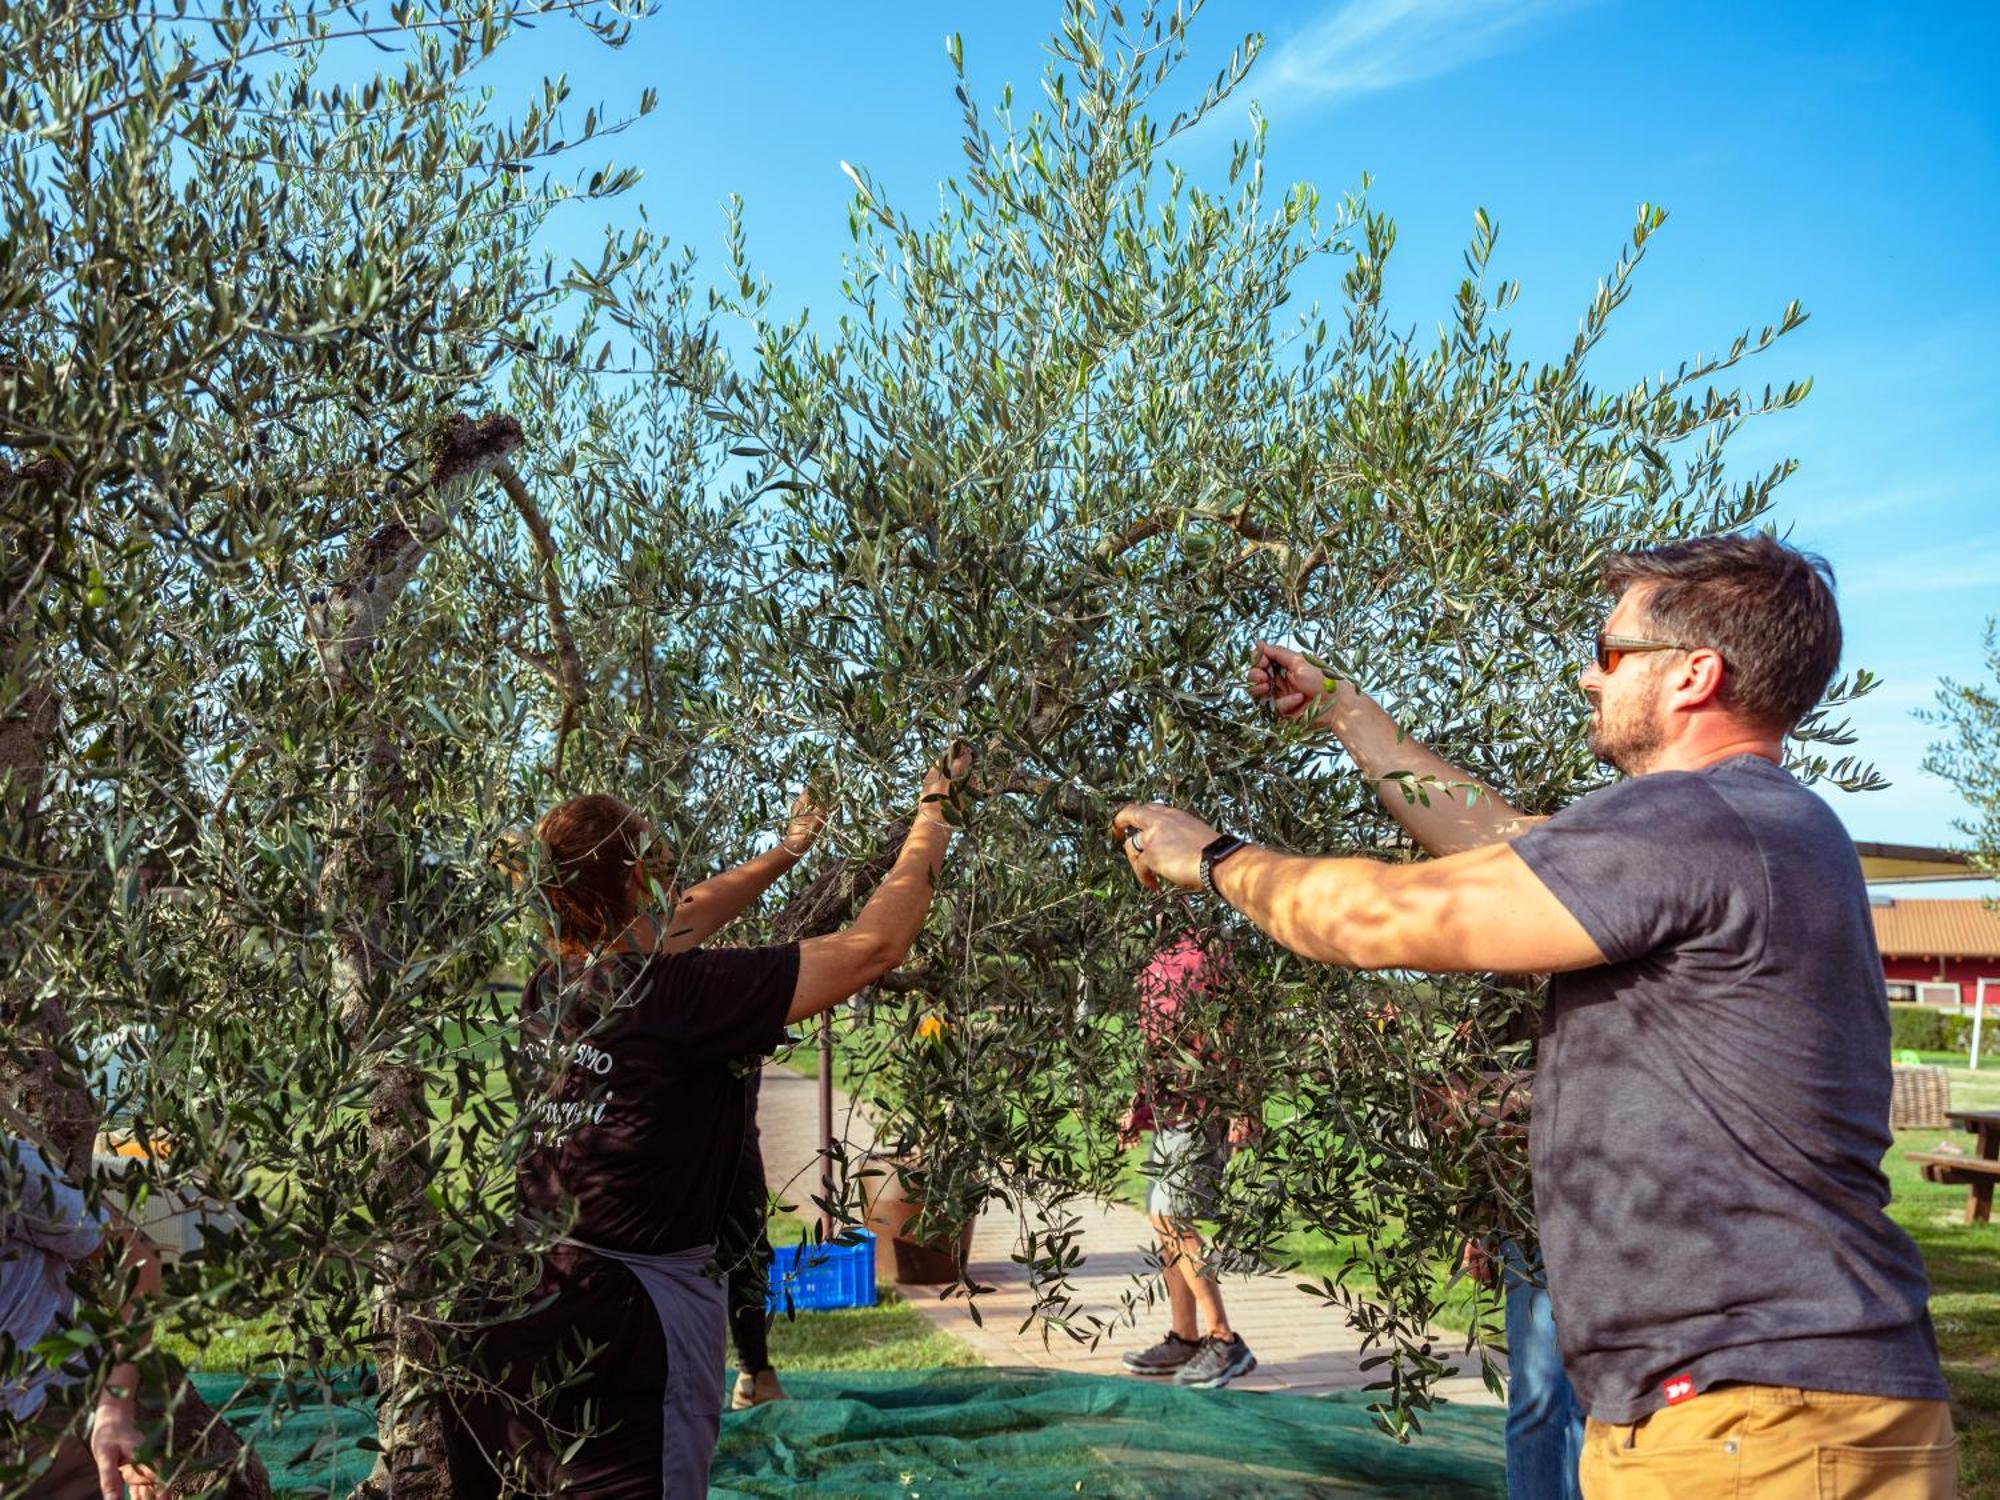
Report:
1923,621,2000,877
0,2,770,1494
718,0,1878,1426
3,1,1893,1483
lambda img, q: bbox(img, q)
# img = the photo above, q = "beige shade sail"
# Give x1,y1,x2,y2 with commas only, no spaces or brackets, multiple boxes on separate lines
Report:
1856,842,1983,884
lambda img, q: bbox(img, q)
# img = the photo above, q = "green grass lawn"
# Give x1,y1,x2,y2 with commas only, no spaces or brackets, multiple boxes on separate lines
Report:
1886,1061,2000,1498
771,1011,894,1097
758,1200,979,1373
159,1282,975,1381
762,1287,980,1373
153,1317,297,1376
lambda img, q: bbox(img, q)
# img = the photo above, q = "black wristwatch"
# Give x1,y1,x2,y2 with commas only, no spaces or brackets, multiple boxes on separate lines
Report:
1199,834,1249,900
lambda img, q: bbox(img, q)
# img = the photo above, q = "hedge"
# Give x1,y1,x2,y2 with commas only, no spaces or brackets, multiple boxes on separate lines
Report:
1888,1002,1989,1057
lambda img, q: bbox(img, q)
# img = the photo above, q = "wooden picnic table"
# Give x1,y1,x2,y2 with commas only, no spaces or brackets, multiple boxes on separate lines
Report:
1907,1109,2000,1225
1948,1108,2000,1159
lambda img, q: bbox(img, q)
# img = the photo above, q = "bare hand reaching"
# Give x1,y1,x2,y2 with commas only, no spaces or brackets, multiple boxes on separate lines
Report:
1248,642,1331,722
918,742,974,823
1111,803,1219,892
780,790,830,857
1460,1237,1496,1288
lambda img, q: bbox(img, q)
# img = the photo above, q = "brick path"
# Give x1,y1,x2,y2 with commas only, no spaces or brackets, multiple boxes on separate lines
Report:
755,1062,1500,1405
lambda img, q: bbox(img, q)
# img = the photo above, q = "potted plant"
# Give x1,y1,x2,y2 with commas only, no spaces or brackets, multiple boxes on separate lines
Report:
853,1006,996,1285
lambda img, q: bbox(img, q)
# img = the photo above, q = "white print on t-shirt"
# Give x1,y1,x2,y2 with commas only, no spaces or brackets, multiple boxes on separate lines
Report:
530,1091,615,1148
520,1033,616,1075
522,1033,620,1147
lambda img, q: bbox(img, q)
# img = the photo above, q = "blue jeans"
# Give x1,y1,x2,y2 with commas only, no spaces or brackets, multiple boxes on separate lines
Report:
1502,1241,1584,1500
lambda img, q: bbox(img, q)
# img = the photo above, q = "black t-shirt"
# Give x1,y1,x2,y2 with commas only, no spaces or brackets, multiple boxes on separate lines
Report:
1514,755,1946,1422
515,944,799,1255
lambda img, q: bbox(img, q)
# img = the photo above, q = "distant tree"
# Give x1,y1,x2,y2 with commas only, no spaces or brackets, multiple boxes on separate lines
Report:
1923,620,2000,876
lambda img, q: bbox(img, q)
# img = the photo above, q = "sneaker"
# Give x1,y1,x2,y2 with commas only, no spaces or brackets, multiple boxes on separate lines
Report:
1120,1331,1200,1377
730,1369,789,1410
1172,1334,1257,1389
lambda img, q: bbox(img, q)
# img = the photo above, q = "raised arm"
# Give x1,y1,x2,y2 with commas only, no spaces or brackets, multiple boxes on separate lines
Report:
650,792,828,956
1250,643,1543,856
787,747,968,1023
1111,804,1603,976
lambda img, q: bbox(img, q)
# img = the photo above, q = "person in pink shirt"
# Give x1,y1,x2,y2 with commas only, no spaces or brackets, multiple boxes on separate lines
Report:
1116,931,1260,1389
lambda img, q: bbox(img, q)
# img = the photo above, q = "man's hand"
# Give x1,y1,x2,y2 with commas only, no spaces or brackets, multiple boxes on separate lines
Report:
1111,804,1219,892
1248,642,1333,722
90,1390,158,1500
1226,1115,1262,1148
780,790,830,858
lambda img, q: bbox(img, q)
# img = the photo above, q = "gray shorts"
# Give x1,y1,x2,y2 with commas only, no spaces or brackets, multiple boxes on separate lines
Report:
1144,1122,1232,1222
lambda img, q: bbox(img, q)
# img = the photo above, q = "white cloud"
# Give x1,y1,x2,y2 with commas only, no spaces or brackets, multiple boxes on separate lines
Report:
1778,474,1992,534
1256,0,1584,116
1839,540,2000,601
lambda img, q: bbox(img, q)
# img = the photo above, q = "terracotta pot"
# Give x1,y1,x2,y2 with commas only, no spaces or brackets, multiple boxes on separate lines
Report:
856,1153,977,1285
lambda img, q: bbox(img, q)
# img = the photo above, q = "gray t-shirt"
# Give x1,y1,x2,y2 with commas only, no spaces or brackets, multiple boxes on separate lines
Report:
1514,755,1946,1423
1,1134,106,1419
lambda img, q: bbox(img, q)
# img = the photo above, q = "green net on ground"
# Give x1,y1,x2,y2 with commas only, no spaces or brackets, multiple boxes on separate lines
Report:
714,1369,1504,1499
191,1367,1505,1498
189,1372,379,1499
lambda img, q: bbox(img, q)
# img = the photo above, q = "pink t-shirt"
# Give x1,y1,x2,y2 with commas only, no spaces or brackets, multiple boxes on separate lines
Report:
1132,933,1228,1128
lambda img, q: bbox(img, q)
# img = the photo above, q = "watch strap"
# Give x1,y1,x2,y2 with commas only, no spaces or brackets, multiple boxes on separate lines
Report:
1199,834,1248,898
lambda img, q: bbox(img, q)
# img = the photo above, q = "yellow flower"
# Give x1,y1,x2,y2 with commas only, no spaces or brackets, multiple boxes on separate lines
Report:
915,1013,948,1044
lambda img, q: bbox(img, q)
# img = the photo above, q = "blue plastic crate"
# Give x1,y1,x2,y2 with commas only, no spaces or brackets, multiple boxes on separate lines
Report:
765,1229,878,1312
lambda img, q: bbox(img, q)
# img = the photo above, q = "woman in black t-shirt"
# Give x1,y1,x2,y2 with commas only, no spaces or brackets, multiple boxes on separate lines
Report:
442,750,967,1500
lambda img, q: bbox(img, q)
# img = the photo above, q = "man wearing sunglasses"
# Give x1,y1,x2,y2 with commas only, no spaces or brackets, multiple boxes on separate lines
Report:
1114,534,1952,1498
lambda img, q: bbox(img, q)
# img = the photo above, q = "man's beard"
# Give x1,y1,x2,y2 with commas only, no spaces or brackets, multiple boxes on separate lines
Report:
1588,690,1665,774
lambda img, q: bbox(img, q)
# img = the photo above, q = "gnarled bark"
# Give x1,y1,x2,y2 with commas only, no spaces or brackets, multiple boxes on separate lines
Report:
308,414,523,1500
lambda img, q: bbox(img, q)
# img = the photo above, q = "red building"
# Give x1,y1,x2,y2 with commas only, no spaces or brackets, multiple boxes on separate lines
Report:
1870,896,2000,1005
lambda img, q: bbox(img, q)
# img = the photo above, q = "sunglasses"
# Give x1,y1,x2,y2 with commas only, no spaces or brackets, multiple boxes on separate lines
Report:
1593,632,1704,674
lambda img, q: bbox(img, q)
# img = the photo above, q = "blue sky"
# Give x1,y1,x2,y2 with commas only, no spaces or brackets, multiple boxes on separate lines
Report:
483,0,1998,860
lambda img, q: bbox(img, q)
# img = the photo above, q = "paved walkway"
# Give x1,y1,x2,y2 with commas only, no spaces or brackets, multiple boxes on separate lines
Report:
756,1062,1500,1405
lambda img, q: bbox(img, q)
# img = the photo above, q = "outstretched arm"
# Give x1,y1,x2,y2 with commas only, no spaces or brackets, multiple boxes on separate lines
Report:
1250,644,1544,857
651,792,828,956
1112,804,1602,976
788,748,969,1023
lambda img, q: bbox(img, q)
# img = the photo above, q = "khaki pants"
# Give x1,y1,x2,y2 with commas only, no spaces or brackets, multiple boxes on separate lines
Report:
1581,1384,1957,1499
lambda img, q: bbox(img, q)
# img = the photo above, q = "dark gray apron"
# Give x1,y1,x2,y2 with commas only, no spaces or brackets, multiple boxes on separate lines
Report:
563,1238,726,1498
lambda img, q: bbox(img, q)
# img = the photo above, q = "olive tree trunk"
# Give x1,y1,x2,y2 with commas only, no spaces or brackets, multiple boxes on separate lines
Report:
304,414,523,1500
